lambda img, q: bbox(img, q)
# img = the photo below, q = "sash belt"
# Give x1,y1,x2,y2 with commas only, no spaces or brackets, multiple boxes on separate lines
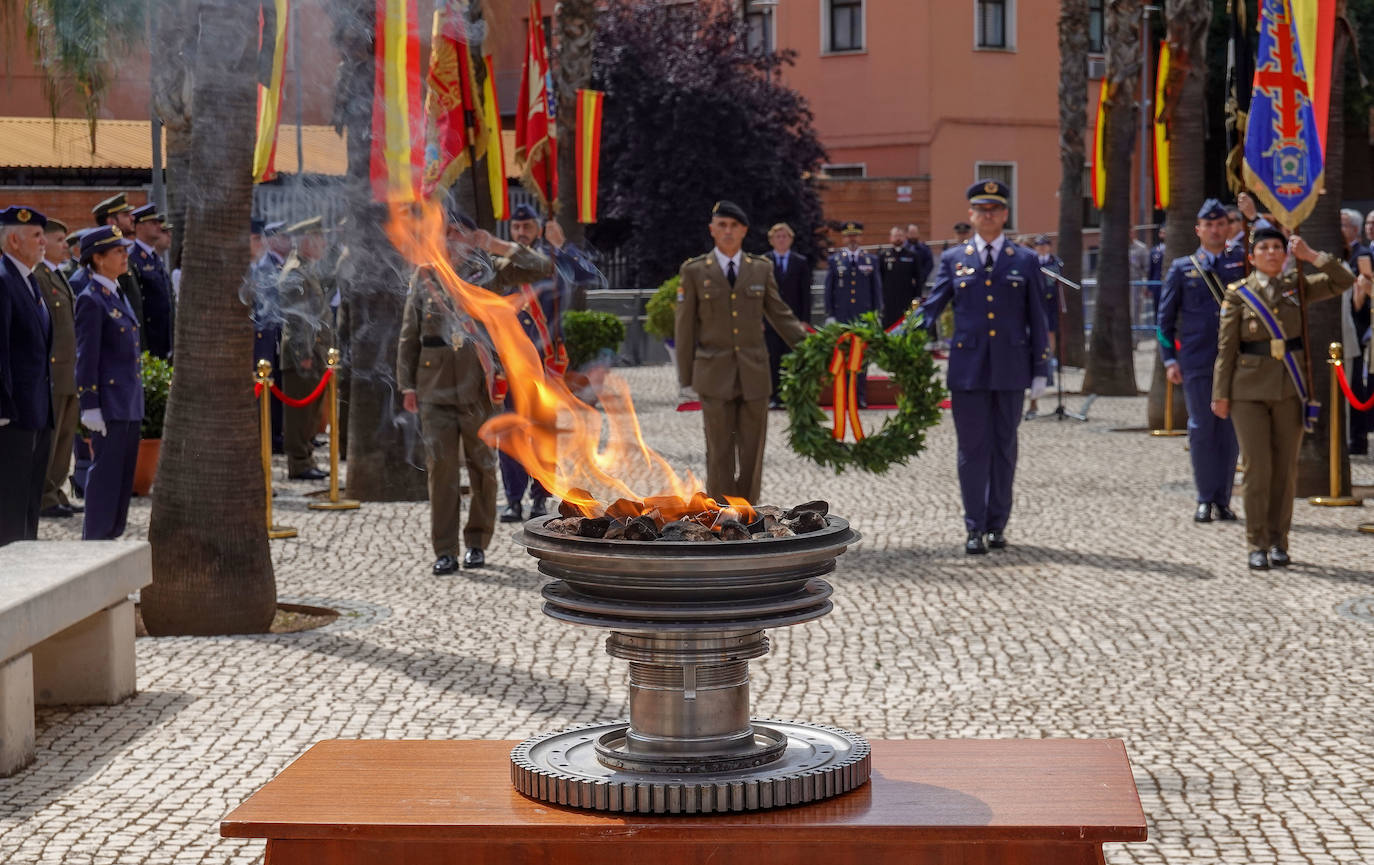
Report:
420,336,447,348
1239,337,1303,356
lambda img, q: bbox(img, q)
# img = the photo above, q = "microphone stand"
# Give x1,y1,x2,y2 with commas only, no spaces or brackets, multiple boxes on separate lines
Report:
1029,266,1095,422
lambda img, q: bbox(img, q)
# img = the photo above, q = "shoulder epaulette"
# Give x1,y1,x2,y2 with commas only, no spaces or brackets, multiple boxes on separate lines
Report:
1226,279,1245,291
683,253,710,267
745,252,770,264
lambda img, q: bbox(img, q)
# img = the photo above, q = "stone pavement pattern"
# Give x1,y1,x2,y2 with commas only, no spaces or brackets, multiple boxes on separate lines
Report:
3,347,1373,864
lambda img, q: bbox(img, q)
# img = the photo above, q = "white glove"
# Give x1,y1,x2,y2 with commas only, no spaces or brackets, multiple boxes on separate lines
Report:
1029,376,1048,400
824,316,837,326
81,408,107,436
0,418,9,427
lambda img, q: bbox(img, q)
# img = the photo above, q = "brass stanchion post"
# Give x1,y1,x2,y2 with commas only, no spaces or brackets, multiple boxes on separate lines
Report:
258,360,299,539
309,348,360,511
1151,379,1186,437
1309,342,1362,507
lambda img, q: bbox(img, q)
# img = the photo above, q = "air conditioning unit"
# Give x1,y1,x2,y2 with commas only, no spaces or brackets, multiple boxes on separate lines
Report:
1087,56,1106,80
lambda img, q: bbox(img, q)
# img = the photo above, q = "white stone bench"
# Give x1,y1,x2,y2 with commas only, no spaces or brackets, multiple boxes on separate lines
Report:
0,540,150,776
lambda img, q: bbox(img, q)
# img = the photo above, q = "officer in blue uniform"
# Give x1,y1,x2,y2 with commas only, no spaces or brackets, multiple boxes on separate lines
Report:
916,180,1049,554
251,221,289,452
824,221,882,406
73,226,145,540
1157,198,1245,523
129,204,174,359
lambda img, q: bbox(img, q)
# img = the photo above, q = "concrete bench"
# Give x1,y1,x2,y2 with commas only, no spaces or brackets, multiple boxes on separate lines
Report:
0,540,150,776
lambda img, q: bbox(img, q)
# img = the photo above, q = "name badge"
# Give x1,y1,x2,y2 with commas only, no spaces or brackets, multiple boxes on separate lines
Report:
748,284,765,294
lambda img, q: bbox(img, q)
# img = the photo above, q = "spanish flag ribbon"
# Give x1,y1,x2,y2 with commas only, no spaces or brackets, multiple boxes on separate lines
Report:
829,333,867,442
575,89,604,223
252,0,289,183
371,0,424,204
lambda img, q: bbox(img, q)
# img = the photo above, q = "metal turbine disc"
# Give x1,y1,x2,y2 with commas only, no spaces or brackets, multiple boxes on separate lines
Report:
511,720,870,814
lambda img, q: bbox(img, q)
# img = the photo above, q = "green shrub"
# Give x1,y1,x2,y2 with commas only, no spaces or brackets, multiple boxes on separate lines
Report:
140,352,172,439
562,310,627,369
644,276,679,341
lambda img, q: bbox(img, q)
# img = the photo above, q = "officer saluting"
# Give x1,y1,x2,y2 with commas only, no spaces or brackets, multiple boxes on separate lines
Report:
1213,229,1363,570
916,180,1049,554
676,200,809,502
1157,199,1246,523
824,221,882,406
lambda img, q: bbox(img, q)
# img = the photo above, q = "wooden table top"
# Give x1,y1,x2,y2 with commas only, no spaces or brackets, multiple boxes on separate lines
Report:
221,738,1147,845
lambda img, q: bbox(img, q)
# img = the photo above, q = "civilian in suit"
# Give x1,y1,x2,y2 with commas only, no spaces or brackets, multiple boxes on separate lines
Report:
905,224,935,296
36,217,84,519
73,227,145,540
764,222,810,408
130,204,175,359
0,205,55,546
916,181,1049,554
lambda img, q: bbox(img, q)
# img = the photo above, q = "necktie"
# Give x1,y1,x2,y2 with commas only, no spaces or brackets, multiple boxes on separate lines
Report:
28,273,50,330
778,252,787,274
727,259,737,287
984,245,994,270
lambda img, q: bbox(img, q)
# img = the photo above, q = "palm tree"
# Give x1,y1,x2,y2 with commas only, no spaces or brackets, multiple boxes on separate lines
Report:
1083,0,1142,396
1145,0,1212,428
150,0,195,269
1056,0,1089,368
142,0,276,634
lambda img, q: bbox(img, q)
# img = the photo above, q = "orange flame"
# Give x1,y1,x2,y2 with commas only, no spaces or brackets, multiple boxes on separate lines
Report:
385,201,712,510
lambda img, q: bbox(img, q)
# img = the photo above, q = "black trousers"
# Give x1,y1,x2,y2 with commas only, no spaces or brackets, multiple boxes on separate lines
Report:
0,424,52,546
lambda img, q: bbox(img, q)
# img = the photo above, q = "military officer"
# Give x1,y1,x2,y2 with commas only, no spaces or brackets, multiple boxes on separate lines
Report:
916,180,1049,554
1213,229,1363,570
0,205,55,546
1158,199,1248,523
252,221,290,454
60,228,85,278
905,223,935,295
676,200,809,502
89,194,145,344
879,225,922,330
36,217,84,519
73,226,143,541
824,221,883,406
278,217,333,480
764,222,810,409
398,209,554,573
1026,234,1063,419
129,204,174,359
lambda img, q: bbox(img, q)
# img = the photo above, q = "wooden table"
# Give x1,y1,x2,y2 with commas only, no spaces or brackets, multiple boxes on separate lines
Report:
222,739,1147,865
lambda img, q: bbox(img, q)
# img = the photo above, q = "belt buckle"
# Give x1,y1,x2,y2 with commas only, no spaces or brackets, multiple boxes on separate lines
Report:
1270,338,1286,360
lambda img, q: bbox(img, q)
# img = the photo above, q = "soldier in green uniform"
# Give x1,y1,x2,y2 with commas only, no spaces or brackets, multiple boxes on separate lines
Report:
1212,228,1364,570
676,200,810,503
36,218,84,518
278,217,334,480
397,210,554,574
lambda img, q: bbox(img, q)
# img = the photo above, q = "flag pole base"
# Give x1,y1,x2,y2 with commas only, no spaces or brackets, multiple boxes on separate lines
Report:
268,526,299,540
1358,523,1374,534
1307,496,1363,507
1149,429,1186,437
309,500,361,511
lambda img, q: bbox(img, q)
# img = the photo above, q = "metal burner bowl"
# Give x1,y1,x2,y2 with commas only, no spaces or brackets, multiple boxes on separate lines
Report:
511,514,869,814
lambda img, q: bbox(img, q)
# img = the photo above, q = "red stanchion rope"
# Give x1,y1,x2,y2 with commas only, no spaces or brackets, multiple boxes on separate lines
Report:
254,382,263,398
261,368,333,407
1335,362,1374,412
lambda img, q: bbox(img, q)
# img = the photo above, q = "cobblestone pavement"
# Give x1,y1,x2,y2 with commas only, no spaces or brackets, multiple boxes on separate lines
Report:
4,345,1373,864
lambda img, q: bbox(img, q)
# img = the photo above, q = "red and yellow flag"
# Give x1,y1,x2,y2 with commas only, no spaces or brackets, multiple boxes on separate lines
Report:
481,55,509,221
1091,80,1108,209
1153,41,1170,210
371,0,424,203
252,0,289,183
515,0,557,212
574,89,603,223
1291,0,1337,160
422,3,482,199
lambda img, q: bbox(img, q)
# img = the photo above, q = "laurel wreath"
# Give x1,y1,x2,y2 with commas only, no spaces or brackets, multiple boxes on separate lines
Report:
779,313,946,474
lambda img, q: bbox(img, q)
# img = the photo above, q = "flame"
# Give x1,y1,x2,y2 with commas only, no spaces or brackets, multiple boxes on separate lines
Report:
385,201,716,512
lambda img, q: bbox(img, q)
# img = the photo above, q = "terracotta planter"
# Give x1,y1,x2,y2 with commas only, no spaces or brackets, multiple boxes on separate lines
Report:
132,438,161,496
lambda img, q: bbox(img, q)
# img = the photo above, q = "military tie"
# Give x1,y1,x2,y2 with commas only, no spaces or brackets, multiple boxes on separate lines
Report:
727,259,737,287
27,273,49,331
984,245,994,270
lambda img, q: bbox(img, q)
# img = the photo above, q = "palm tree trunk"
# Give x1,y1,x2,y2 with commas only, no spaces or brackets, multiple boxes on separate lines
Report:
1084,0,1142,396
143,0,276,635
1056,0,1089,368
151,0,195,271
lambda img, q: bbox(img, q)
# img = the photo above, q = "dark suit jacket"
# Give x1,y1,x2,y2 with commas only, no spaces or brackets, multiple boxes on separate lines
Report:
0,254,54,430
767,250,810,322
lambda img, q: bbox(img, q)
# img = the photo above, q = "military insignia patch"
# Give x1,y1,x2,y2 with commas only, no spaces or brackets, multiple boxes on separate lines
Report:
984,181,998,194
16,209,31,223
111,308,122,318
965,245,974,255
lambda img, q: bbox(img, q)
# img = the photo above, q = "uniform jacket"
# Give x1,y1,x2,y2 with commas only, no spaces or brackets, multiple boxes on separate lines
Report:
1157,245,1248,379
676,251,809,401
130,241,174,359
278,252,333,374
0,254,53,430
879,243,924,328
1035,254,1063,332
74,276,144,422
1213,253,1353,403
69,265,145,342
823,249,883,322
919,237,1050,391
506,240,592,364
36,262,77,397
250,251,285,365
766,250,810,322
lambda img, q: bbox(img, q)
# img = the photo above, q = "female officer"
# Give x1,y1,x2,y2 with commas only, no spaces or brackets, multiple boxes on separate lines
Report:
73,226,144,540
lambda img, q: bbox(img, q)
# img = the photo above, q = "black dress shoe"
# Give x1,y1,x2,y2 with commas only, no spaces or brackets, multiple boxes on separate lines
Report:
1194,503,1213,523
39,505,72,518
289,467,329,480
769,399,784,410
1214,505,1238,521
1248,550,1270,570
528,500,549,519
499,504,523,523
463,548,485,568
66,502,83,513
432,555,459,575
1269,547,1290,567
986,530,1007,549
965,531,987,555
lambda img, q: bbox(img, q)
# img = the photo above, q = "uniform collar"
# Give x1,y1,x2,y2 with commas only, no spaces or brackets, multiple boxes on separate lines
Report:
974,234,1006,258
135,238,158,257
91,272,118,292
713,247,742,273
3,251,34,280
43,258,63,271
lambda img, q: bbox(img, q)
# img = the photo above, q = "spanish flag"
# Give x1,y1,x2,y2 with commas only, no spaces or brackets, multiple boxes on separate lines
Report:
515,0,557,212
371,0,424,204
1153,41,1170,211
422,3,482,199
574,89,603,223
1290,0,1337,160
1091,80,1109,210
252,0,289,183
481,55,509,221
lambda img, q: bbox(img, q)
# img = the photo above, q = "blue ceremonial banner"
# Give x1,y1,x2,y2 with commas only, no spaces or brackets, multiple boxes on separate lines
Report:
1242,0,1324,229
